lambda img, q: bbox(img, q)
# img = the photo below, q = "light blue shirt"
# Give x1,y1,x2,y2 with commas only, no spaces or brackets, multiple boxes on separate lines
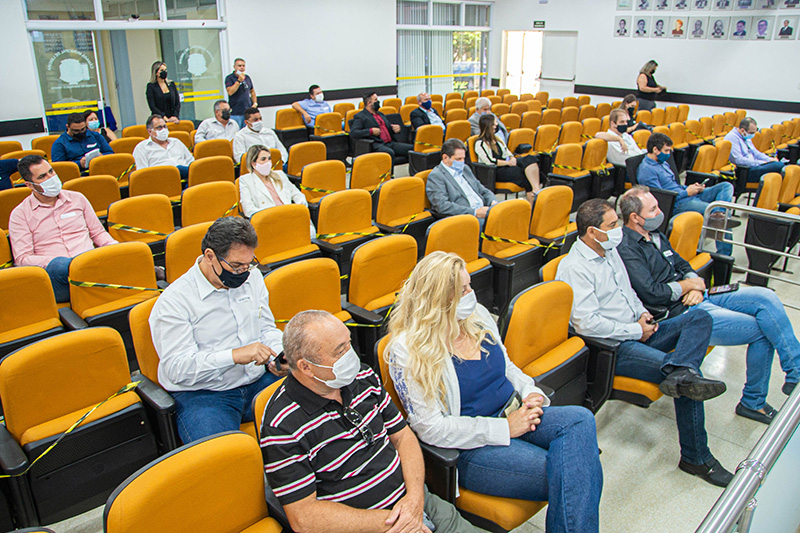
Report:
723,129,772,168
424,108,445,128
298,98,332,126
443,162,484,211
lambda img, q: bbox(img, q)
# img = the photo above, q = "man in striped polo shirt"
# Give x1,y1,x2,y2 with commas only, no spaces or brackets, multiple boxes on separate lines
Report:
261,310,484,533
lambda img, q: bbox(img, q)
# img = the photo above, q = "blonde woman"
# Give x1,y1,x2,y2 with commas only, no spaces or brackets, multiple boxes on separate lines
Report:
387,252,602,533
636,60,666,112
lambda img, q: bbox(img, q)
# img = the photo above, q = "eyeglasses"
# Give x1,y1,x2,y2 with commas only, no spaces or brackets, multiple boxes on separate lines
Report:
219,255,258,274
342,407,374,445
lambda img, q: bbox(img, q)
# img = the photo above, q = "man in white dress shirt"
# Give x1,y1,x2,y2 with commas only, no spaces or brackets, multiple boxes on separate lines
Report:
232,107,288,165
149,217,286,443
194,99,240,144
132,114,195,181
594,109,646,166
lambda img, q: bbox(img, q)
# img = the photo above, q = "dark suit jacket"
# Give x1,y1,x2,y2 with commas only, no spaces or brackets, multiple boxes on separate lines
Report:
146,81,181,119
410,107,444,130
350,109,409,147
426,162,496,216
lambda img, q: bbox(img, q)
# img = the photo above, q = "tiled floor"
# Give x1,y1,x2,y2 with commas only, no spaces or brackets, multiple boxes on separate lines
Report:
45,191,800,533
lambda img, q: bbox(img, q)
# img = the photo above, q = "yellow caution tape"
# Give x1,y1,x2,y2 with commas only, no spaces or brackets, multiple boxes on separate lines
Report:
315,125,349,136
300,184,336,194
69,278,162,291
370,171,393,195
415,141,442,150
481,233,559,252
108,223,170,237
117,164,135,182
0,261,12,269
223,203,239,216
317,231,385,240
685,128,708,143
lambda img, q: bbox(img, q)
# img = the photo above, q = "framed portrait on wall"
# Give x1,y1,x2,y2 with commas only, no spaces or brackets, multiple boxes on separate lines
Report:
735,0,755,8
656,0,673,10
652,16,669,35
714,0,733,9
710,16,730,37
730,16,751,37
756,0,778,8
615,16,632,36
617,0,633,9
694,0,712,9
752,16,773,38
689,16,710,37
674,0,691,9
774,15,798,37
634,16,652,36
781,0,799,8
670,16,689,35
637,0,653,10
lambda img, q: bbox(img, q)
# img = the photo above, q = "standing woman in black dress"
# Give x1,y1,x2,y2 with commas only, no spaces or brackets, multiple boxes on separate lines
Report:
636,60,667,112
146,61,181,124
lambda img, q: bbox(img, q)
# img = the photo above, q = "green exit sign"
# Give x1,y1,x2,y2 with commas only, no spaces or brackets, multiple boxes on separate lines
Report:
533,21,545,29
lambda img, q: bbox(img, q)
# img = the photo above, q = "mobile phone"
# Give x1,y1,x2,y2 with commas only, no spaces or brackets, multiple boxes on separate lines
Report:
709,282,739,295
273,351,287,372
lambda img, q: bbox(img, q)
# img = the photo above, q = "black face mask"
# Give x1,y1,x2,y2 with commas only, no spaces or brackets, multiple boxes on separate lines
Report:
213,260,250,288
71,129,86,139
372,100,381,111
159,70,168,79
616,123,629,134
627,106,636,117
221,109,232,120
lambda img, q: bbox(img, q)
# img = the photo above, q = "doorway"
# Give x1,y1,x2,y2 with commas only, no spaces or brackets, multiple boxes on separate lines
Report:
502,31,543,96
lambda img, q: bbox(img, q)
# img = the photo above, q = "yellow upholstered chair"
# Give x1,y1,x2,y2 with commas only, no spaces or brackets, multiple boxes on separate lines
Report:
63,175,121,219
251,204,320,270
31,135,60,159
187,155,235,187
164,221,213,283
181,181,238,227
348,234,417,316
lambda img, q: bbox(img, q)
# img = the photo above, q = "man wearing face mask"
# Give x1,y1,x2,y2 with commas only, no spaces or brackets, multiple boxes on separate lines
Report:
468,97,509,143
261,310,485,533
595,108,646,166
150,217,285,443
426,139,497,221
409,92,445,131
225,58,257,128
194,100,240,144
133,114,194,181
350,91,413,161
723,117,785,186
51,112,114,169
618,186,800,425
8,155,118,302
556,199,733,487
636,133,736,255
292,84,332,128
233,107,288,163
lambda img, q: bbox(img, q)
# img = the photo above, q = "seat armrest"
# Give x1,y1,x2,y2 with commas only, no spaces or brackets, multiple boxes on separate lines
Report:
342,302,384,325
59,307,88,330
685,170,717,186
375,222,401,234
480,253,514,271
710,252,735,266
572,330,621,353
352,138,374,158
0,425,28,475
710,252,735,286
471,162,496,190
419,441,460,468
538,383,556,400
264,482,293,532
132,372,179,452
157,280,169,290
312,239,345,255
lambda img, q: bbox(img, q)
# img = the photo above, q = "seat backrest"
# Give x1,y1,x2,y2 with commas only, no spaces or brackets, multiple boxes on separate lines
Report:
0,141,23,157
400,104,416,124
510,102,529,117
104,432,274,533
378,106,397,116
187,156,235,188
507,128,535,154
779,165,800,204
677,104,690,122
314,112,344,137
275,108,305,130
169,131,192,150
413,125,444,153
445,100,465,112
632,129,651,150
534,91,549,105
0,187,31,232
445,109,468,124
757,128,774,154
712,139,732,171
265,258,344,330
481,89,495,97
534,124,560,152
699,117,714,138
499,113,521,132
383,98,402,111
317,189,374,242
668,212,703,263
0,233,11,267
577,95,590,107
129,165,182,199
664,106,678,124
31,135,60,159
521,111,542,130
540,254,567,282
89,153,136,185
487,95,502,105
502,94,518,105
128,297,161,382
194,139,233,160
547,98,562,110
181,181,238,227
0,266,59,343
497,88,511,97
669,122,686,145
491,103,510,116
464,90,479,100
445,92,462,101
251,203,314,262
465,97,478,109
0,328,134,444
63,175,121,216
755,172,782,211
164,221,212,284
444,120,471,142
424,214,480,262
520,93,534,102
530,185,573,238
300,159,346,203
503,281,578,369
376,177,426,226
552,144,584,177
252,378,286,440
723,112,737,133
637,110,652,125
563,96,579,108
561,106,579,124
481,199,534,257
526,100,543,114
712,114,725,136
69,241,158,319
351,152,393,191
582,118,601,139
287,141,327,176
348,234,417,310
692,144,716,173
577,104,596,122
652,126,670,137
333,102,355,119
432,101,443,115
123,125,148,138
651,108,665,127
107,194,175,244
582,138,609,170
595,102,611,119
0,149,46,161
415,169,433,209
558,122,582,145
541,108,561,126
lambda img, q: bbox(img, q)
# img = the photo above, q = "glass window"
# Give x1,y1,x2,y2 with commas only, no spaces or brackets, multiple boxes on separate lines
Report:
464,4,490,27
432,2,460,26
397,0,428,25
165,0,218,20
102,0,160,21
453,31,487,93
26,0,95,21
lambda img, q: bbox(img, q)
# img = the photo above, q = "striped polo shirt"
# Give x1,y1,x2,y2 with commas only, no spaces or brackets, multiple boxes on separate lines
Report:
260,365,408,509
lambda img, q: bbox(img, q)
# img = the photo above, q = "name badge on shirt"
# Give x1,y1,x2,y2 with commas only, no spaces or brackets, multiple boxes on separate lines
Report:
87,143,97,148
60,211,79,219
237,295,251,303
663,250,673,258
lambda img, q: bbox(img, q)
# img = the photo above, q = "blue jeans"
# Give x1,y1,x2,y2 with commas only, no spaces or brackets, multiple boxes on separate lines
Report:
457,405,602,533
747,160,785,184
616,308,715,465
699,286,800,411
674,181,735,255
172,371,280,443
230,115,245,128
45,256,74,303
177,164,190,183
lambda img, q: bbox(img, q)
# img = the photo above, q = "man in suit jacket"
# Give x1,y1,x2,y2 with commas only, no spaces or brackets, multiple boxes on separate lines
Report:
350,91,413,160
426,138,497,220
410,92,445,131
468,97,509,143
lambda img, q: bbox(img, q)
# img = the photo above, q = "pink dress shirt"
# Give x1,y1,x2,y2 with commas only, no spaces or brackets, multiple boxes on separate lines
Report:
8,189,118,268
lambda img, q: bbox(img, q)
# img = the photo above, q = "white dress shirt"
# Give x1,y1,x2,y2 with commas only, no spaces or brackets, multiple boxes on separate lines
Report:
150,259,283,392
132,137,195,169
605,131,646,166
194,117,240,143
232,126,289,162
443,162,485,211
556,238,648,341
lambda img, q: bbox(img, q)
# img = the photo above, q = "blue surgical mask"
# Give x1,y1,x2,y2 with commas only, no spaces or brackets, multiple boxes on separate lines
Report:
87,120,100,130
744,133,755,141
656,152,670,163
450,159,465,173
421,100,432,110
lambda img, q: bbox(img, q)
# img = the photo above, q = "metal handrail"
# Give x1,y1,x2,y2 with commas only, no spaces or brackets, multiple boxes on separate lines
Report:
696,385,800,532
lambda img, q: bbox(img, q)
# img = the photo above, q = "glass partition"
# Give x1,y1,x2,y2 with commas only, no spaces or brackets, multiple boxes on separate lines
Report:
25,0,95,21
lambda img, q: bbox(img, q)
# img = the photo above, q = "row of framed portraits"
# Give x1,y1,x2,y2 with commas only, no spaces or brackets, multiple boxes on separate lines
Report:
618,0,800,10
614,14,798,38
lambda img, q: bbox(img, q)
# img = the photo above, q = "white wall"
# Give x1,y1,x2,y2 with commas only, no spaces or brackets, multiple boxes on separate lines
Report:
492,0,799,125
0,1,45,132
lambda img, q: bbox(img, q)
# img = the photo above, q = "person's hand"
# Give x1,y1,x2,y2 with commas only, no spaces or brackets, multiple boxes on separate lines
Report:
385,493,427,533
523,392,545,409
688,277,707,292
475,206,489,218
237,71,246,82
770,157,779,162
682,289,704,307
506,156,517,166
168,116,180,124
686,183,705,196
232,342,276,366
619,139,629,153
391,123,401,133
507,405,543,438
371,127,381,136
637,313,658,342
267,359,288,377
302,111,312,124
80,156,86,168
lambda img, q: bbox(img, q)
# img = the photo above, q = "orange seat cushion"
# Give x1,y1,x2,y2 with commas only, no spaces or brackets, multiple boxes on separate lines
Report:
457,487,546,531
0,318,62,345
612,376,663,403
522,337,585,378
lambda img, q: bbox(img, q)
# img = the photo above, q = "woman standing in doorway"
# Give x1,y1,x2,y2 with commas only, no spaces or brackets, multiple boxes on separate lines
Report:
636,60,667,112
146,61,181,124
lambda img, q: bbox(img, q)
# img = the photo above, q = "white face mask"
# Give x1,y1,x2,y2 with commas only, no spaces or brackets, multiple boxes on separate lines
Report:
155,128,169,142
593,226,623,251
38,175,62,197
456,290,477,320
254,162,272,175
249,120,263,132
307,347,361,389
314,92,325,103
